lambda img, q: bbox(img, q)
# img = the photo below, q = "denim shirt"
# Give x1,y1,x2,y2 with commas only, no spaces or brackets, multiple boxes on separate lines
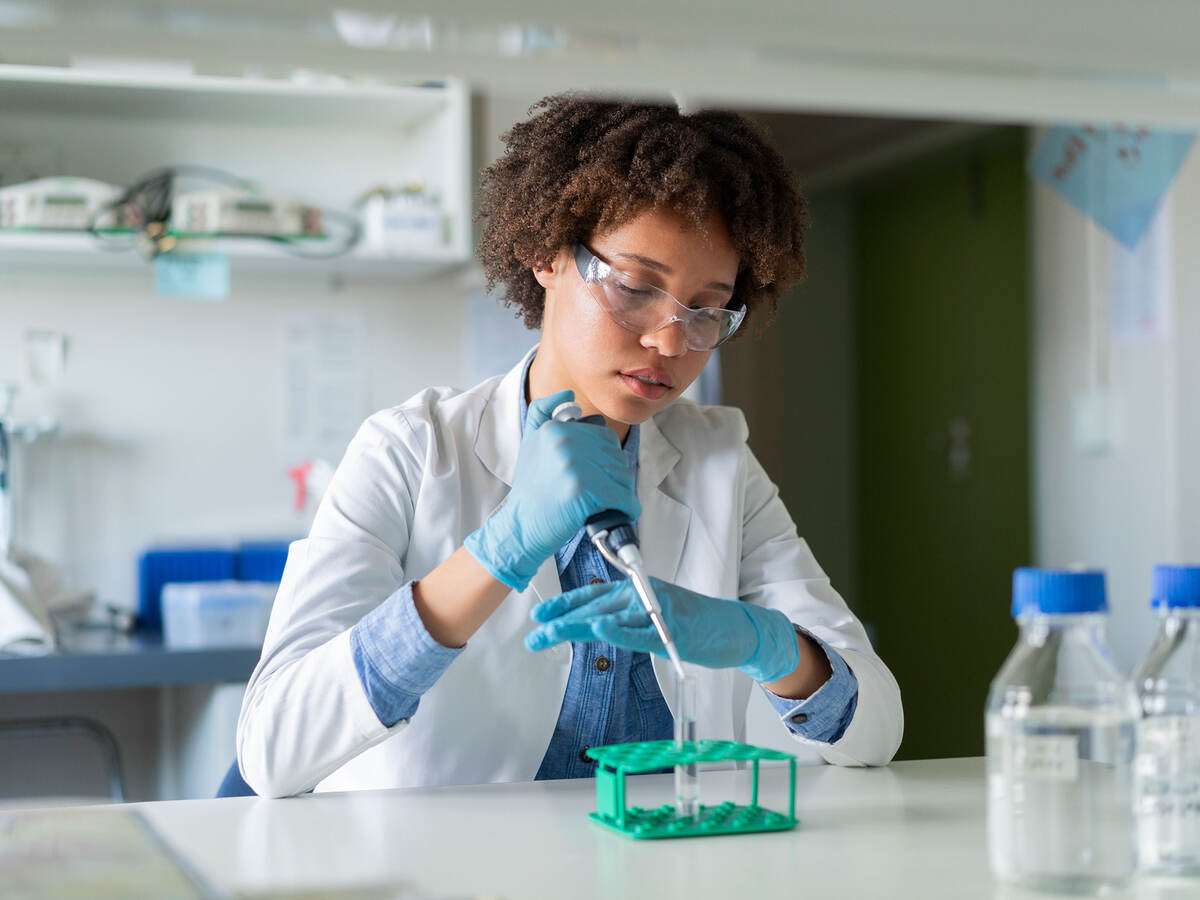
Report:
349,362,860,776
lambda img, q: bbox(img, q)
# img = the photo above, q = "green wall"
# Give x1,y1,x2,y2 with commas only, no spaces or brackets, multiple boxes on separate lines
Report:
855,134,1030,760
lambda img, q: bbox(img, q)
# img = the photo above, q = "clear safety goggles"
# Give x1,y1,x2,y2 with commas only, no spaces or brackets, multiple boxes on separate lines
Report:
572,243,746,351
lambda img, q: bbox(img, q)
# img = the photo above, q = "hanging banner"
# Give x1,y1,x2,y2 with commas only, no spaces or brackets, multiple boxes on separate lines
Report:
1028,124,1194,248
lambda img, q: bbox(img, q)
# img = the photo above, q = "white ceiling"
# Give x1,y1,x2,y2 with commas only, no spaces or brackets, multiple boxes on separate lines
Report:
5,1,1200,125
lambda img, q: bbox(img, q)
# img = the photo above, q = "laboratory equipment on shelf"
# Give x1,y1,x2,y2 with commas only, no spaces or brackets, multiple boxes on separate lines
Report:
0,176,133,230
171,188,322,239
87,165,360,259
986,567,1138,893
356,182,448,252
1133,564,1200,877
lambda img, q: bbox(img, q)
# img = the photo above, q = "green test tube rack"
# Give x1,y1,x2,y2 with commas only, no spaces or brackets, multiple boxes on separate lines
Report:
585,740,798,840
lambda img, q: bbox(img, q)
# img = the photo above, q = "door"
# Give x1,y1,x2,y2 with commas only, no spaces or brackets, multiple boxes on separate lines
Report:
856,134,1030,760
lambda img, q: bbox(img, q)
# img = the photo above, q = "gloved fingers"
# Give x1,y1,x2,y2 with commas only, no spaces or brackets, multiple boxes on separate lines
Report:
611,605,653,629
548,418,625,458
530,582,607,622
587,483,642,523
592,618,664,655
523,389,576,438
530,581,631,623
525,619,600,651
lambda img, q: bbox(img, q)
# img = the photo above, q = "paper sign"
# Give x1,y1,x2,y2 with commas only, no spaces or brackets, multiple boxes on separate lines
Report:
1110,195,1171,343
284,313,367,463
1028,125,1194,248
153,252,231,301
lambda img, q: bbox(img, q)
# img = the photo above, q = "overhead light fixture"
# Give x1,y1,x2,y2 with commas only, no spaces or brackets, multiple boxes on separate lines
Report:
332,9,398,49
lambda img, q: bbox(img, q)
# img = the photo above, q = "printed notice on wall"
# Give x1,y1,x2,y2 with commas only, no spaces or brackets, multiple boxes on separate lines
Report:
284,312,367,464
1110,194,1172,344
1005,734,1080,782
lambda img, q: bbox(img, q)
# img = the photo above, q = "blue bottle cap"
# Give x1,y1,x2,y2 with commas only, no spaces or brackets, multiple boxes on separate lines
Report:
1150,565,1200,609
1011,567,1108,618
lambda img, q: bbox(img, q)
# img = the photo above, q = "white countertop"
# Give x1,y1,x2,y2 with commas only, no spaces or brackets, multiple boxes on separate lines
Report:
103,757,1194,899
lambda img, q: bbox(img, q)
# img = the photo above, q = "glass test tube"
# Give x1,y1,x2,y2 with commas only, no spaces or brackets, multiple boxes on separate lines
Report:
674,673,699,819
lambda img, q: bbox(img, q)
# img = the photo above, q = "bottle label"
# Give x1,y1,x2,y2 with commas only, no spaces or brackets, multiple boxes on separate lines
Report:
1139,715,1200,747
1005,734,1079,781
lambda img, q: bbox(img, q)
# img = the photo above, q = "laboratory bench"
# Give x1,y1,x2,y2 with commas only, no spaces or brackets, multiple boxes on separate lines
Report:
8,757,1199,899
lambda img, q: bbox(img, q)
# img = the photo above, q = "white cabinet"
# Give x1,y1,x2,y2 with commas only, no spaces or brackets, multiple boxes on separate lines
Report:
0,64,472,278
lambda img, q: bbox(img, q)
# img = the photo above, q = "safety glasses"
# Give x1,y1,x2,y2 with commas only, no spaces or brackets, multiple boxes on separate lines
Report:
572,244,746,351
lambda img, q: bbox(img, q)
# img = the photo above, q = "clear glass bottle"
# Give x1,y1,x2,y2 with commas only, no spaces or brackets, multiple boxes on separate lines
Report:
1134,564,1200,877
986,568,1139,893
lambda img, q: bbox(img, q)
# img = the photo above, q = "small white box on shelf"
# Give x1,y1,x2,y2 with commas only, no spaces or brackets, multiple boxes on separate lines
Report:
359,185,446,253
161,581,277,649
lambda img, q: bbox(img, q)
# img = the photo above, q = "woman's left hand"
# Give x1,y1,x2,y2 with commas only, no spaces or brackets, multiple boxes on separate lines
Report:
525,576,801,684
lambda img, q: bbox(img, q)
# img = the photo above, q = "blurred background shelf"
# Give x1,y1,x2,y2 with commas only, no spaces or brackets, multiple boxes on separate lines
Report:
0,63,472,275
0,63,452,129
0,230,470,279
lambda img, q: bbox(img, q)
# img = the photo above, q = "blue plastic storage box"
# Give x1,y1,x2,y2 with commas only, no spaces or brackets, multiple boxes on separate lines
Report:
137,547,236,630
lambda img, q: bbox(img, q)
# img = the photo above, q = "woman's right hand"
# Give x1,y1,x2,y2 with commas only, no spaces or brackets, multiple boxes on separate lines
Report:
463,390,641,592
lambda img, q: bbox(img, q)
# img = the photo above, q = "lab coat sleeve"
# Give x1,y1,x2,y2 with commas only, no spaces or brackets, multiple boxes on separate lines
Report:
237,409,431,798
738,442,904,766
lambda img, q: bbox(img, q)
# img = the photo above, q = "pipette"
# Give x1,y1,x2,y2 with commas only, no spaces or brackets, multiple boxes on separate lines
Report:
551,401,699,819
550,402,687,681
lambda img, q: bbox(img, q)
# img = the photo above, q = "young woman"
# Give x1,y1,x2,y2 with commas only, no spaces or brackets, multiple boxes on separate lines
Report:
237,95,903,797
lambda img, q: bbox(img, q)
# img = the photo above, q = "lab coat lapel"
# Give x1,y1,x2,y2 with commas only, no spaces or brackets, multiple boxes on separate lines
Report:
472,343,564,608
474,344,539,488
637,413,690,584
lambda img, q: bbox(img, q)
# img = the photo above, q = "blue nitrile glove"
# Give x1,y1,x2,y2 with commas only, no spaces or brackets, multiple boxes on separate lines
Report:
525,577,800,684
464,390,641,593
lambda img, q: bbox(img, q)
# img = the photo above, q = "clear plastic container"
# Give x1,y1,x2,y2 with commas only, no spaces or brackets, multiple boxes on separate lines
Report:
1133,564,1200,877
161,580,277,649
985,568,1139,893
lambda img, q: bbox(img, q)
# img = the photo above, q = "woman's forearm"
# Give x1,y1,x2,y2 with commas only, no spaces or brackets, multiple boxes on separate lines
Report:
764,631,833,701
412,546,514,648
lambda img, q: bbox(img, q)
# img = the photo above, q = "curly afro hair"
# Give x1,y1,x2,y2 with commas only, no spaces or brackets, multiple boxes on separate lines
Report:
476,93,808,334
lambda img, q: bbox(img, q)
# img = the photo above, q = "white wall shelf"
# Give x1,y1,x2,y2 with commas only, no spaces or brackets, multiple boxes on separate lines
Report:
0,230,468,280
0,64,472,278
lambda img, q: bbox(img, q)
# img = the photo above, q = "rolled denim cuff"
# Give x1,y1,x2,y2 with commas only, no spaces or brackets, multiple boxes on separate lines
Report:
351,581,463,727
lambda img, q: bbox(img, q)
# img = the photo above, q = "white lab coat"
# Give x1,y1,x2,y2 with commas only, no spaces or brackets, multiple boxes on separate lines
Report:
237,346,903,798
